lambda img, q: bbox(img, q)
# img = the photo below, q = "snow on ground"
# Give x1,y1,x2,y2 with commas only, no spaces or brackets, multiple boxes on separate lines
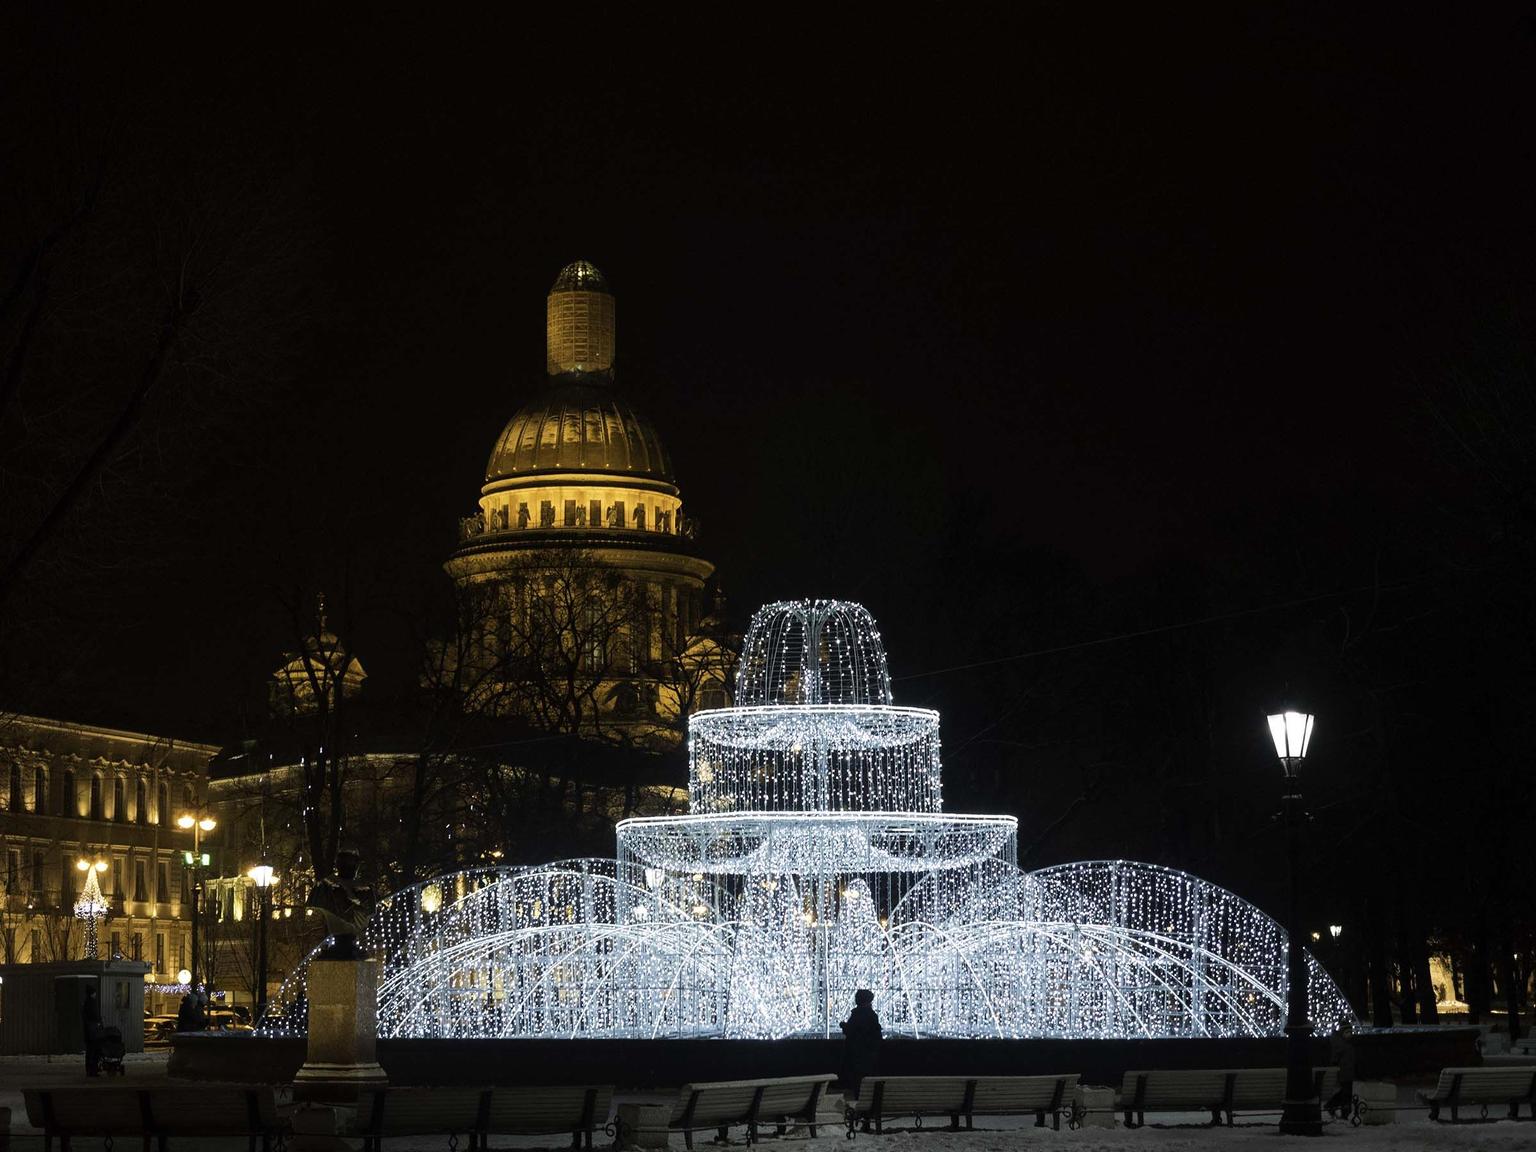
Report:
792,1118,1536,1151
0,1057,1530,1150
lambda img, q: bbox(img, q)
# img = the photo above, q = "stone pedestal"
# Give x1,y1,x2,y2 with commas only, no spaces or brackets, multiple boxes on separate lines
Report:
615,1102,673,1150
1074,1085,1116,1128
294,958,387,1094
1351,1080,1396,1125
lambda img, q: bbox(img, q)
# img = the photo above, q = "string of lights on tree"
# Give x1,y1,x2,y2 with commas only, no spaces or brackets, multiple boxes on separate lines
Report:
261,600,1352,1040
73,860,109,960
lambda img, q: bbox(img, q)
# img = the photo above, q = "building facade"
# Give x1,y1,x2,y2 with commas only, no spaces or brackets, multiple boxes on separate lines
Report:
0,714,217,997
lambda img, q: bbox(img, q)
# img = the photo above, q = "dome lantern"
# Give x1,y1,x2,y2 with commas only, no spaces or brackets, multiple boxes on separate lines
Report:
547,260,615,376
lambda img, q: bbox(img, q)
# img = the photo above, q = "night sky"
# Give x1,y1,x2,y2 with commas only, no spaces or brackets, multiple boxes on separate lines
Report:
5,7,1534,762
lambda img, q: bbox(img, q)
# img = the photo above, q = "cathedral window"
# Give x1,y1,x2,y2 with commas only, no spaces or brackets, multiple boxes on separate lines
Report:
32,767,46,813
700,679,728,711
135,778,148,824
158,781,169,824
90,774,104,820
157,860,169,904
60,769,74,816
584,602,606,670
564,499,578,527
589,499,602,527
113,776,126,822
5,849,17,891
134,859,148,902
6,764,18,811
31,850,44,892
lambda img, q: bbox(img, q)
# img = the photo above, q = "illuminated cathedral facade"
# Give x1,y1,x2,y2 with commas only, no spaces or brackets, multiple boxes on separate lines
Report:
445,262,730,746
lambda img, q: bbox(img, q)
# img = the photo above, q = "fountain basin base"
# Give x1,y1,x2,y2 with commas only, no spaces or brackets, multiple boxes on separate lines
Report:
172,1034,1360,1089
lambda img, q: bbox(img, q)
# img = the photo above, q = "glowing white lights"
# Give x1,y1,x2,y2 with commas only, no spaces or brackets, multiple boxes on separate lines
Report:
73,861,110,960
1267,711,1315,762
261,600,1354,1042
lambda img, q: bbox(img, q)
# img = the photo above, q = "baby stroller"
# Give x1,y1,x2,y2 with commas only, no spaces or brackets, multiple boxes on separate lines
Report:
98,1026,126,1076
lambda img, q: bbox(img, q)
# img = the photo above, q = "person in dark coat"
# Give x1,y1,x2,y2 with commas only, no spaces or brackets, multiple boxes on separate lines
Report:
82,987,102,1076
175,990,206,1033
839,988,882,1109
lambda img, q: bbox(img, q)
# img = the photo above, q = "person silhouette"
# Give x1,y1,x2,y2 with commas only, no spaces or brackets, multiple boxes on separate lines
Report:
82,987,103,1076
840,988,882,1112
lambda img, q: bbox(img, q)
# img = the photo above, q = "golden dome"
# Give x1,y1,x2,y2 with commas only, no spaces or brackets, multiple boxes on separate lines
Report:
486,381,674,482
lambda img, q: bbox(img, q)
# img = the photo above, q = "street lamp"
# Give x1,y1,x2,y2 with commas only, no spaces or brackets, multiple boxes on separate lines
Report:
247,862,278,1023
73,858,109,959
1267,709,1323,1136
177,813,217,991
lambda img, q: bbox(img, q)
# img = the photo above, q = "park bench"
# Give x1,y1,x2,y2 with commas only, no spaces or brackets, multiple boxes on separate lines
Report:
665,1074,835,1148
1117,1067,1340,1128
1416,1067,1536,1122
844,1074,1079,1135
357,1085,615,1150
23,1085,284,1152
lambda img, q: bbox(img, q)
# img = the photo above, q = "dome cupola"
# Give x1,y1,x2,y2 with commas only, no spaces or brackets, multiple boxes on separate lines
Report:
546,260,616,376
456,260,706,549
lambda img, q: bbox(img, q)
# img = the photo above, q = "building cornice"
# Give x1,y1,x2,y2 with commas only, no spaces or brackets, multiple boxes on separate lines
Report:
445,540,715,585
0,713,220,759
481,471,681,499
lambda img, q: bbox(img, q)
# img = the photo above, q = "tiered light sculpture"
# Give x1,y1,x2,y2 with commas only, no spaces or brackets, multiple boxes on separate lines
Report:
263,600,1353,1041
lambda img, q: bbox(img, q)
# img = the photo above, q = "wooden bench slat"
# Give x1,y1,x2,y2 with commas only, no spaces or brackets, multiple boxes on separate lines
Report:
1118,1068,1342,1128
486,1086,614,1134
668,1075,835,1147
847,1075,1078,1134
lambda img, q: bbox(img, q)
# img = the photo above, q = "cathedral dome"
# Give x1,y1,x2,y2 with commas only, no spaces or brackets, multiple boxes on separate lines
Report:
485,260,675,484
485,381,674,483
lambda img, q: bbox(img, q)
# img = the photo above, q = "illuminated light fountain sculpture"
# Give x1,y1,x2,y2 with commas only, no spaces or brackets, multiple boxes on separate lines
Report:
265,600,1352,1040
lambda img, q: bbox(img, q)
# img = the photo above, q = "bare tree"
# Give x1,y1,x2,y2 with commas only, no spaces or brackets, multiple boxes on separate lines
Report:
268,592,364,887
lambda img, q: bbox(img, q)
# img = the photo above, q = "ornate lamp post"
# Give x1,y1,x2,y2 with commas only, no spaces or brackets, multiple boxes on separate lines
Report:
177,813,216,990
74,858,109,959
247,862,277,1023
1267,709,1323,1136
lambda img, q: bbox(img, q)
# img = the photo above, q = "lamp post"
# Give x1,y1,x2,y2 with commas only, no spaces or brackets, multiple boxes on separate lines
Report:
73,858,109,959
1268,709,1323,1136
247,862,277,1023
177,813,217,991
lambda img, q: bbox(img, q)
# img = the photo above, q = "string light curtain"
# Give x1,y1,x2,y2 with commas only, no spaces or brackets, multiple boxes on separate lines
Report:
260,601,1352,1040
